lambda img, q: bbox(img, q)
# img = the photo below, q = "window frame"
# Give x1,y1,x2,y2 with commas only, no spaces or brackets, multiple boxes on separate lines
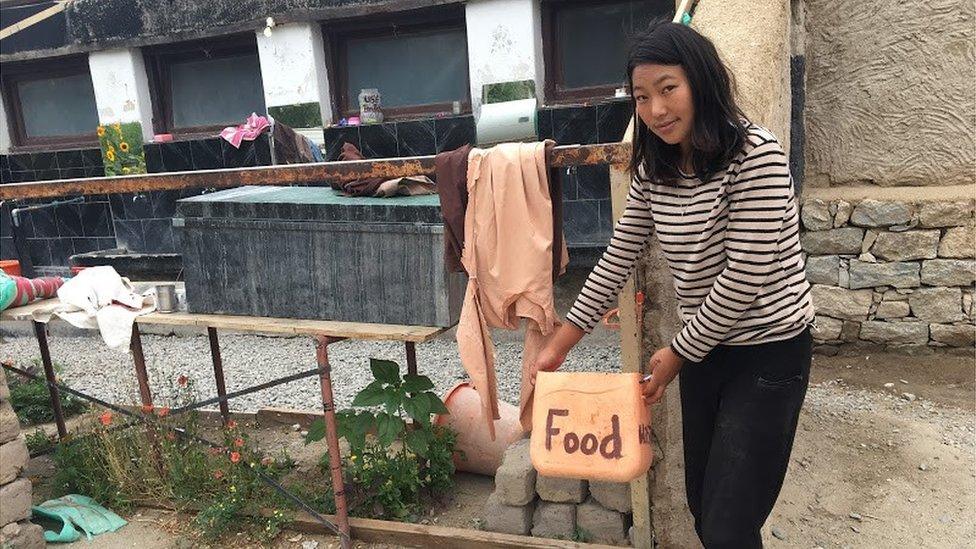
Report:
0,55,100,150
542,0,673,104
323,6,472,120
144,34,266,138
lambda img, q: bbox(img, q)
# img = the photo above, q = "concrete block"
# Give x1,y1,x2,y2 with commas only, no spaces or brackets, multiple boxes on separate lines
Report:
576,497,629,545
0,401,21,446
0,478,32,525
0,521,45,549
0,434,29,485
590,480,632,513
483,492,534,536
536,475,587,503
494,439,536,506
531,501,576,540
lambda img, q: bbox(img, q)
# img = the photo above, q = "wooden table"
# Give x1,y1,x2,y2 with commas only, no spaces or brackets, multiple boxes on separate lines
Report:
1,298,449,549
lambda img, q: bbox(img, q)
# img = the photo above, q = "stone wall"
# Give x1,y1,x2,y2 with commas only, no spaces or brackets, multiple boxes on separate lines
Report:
802,197,975,352
0,371,45,548
482,439,639,546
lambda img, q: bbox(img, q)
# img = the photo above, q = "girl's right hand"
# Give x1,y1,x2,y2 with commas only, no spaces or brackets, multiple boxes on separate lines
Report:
530,344,567,385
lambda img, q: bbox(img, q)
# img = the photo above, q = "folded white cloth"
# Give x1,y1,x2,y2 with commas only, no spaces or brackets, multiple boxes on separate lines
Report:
31,266,156,349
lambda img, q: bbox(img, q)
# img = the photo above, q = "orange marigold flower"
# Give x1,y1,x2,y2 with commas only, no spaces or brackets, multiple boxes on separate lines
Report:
157,407,170,417
141,404,154,414
226,420,237,429
99,412,113,426
230,452,241,463
234,437,244,448
177,375,189,387
213,470,224,480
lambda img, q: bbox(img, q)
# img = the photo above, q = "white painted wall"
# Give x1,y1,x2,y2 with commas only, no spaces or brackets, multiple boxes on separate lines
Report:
256,22,333,126
465,0,545,118
88,48,155,141
0,94,11,153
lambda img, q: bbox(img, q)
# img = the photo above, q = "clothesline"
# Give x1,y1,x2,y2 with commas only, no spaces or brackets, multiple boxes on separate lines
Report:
0,142,631,201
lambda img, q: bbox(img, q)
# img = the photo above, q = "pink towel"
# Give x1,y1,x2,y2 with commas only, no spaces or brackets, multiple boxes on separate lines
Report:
220,113,270,149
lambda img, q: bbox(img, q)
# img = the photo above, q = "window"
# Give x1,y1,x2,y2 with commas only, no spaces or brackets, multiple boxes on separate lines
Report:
145,35,266,135
543,0,673,102
1,56,99,148
325,6,470,119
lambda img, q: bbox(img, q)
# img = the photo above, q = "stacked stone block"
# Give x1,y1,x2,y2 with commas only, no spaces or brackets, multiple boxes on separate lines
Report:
801,198,975,351
483,439,633,545
0,371,45,548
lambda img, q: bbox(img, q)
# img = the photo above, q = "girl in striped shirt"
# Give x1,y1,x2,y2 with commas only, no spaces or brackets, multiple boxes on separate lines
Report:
532,21,815,548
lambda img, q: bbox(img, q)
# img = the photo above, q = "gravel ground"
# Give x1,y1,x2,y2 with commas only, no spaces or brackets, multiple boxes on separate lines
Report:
0,331,621,413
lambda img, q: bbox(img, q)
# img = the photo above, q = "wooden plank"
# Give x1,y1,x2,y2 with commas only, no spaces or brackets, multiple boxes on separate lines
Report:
610,120,653,549
0,1,69,41
2,298,448,342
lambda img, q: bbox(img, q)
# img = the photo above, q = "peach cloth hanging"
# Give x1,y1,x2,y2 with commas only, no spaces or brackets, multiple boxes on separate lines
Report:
456,141,569,439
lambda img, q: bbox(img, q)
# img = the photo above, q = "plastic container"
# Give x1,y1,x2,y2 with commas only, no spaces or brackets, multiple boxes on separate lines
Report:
530,371,652,482
0,260,21,277
434,382,524,476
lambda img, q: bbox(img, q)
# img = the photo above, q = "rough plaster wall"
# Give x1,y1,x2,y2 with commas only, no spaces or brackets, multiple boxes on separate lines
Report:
87,48,154,140
465,0,543,118
804,0,976,187
255,22,332,124
694,0,792,148
0,94,10,153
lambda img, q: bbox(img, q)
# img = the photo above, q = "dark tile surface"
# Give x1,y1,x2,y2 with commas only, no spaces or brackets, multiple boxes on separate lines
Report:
108,193,127,220
596,100,633,143
55,203,83,237
71,237,101,255
144,144,164,173
254,135,272,166
121,193,153,220
359,123,398,159
81,148,104,168
221,139,258,168
36,169,60,181
30,151,57,171
151,190,180,219
143,219,176,253
27,239,51,267
190,138,224,170
536,108,554,140
563,199,605,245
160,141,192,172
558,170,577,201
61,168,87,180
575,165,611,200
7,154,32,172
56,149,84,169
30,209,57,238
552,105,598,145
49,237,74,265
84,167,105,178
80,202,113,237
0,237,15,260
323,126,361,161
0,169,11,184
434,115,476,153
114,219,144,252
396,120,436,157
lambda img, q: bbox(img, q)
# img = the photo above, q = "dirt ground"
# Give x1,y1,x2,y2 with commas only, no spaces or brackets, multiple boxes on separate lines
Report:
23,351,975,548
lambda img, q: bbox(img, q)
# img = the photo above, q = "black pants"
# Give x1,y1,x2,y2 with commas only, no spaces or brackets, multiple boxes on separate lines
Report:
679,328,811,549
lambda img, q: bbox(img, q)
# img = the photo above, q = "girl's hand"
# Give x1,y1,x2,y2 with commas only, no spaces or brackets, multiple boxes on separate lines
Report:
641,346,686,404
530,343,567,385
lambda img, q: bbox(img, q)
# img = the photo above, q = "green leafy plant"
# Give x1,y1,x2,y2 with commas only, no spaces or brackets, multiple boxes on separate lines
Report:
9,366,87,425
306,358,457,520
97,121,146,177
573,526,593,543
25,428,54,454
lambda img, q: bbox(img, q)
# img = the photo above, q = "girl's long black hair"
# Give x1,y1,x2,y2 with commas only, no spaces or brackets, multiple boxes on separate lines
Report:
627,21,748,184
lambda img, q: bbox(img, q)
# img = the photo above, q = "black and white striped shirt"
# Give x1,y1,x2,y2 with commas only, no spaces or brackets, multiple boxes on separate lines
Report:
567,124,815,363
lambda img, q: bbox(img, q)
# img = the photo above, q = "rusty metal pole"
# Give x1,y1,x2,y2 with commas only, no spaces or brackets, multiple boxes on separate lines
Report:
315,336,352,549
405,342,418,378
130,323,164,472
207,327,231,424
32,321,67,439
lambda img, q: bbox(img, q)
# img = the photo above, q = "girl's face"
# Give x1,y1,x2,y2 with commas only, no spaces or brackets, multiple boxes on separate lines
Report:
631,63,695,151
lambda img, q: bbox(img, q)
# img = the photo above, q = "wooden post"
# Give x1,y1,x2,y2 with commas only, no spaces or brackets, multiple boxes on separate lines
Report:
610,121,654,549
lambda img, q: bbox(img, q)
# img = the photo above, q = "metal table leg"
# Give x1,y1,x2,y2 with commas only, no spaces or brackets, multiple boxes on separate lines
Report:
315,336,352,549
405,342,418,378
130,324,153,408
32,321,67,439
207,327,231,424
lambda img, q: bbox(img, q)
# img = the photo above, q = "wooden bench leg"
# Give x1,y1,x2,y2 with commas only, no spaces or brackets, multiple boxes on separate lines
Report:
32,321,67,439
207,327,231,425
315,336,352,549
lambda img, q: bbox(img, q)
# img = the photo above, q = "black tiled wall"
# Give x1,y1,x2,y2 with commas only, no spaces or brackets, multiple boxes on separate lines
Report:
538,98,631,248
323,115,476,161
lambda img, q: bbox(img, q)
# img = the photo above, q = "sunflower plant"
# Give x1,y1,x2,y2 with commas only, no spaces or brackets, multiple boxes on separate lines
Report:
97,121,147,177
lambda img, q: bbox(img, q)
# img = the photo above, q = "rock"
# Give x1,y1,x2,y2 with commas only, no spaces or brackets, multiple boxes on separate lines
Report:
929,324,976,347
838,263,851,288
771,527,787,540
801,199,833,230
938,225,975,259
576,498,628,545
292,423,302,432
918,201,975,228
495,439,537,506
589,481,632,513
884,383,894,388
484,492,534,535
909,288,964,323
858,252,878,263
531,501,576,539
0,401,20,446
875,301,910,319
0,372,9,402
889,217,920,232
859,321,929,345
834,200,853,227
0,435,29,485
964,293,973,317
0,478,32,525
848,261,920,289
850,200,913,228
902,393,917,402
813,344,839,356
811,286,873,320
811,316,843,341
918,462,928,470
300,541,318,549
801,228,864,255
536,475,587,504
920,259,976,286
840,321,861,342
0,521,45,549
871,230,940,261
805,255,841,285
862,230,880,253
